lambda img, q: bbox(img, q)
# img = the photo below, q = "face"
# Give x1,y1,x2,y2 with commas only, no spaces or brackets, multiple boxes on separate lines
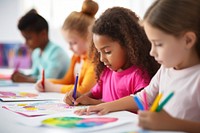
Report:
144,22,190,69
62,30,88,56
21,30,43,50
93,34,127,72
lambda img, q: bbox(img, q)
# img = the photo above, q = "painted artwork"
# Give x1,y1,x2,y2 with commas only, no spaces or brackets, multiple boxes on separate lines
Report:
0,43,31,69
2,101,87,117
42,116,118,128
0,91,42,101
0,91,38,99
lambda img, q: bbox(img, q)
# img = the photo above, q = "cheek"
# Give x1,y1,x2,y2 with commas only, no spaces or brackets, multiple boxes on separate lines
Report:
112,53,126,66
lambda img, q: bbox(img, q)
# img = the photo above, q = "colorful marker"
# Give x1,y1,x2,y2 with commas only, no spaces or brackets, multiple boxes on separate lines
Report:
143,90,148,110
156,91,174,112
72,73,79,101
150,92,163,112
133,96,144,110
41,69,45,91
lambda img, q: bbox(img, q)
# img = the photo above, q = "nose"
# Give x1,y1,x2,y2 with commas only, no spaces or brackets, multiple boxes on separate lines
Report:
100,53,105,63
149,45,156,57
69,44,73,51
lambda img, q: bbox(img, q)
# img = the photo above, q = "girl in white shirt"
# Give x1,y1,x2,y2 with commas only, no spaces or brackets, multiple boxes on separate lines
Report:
74,0,200,132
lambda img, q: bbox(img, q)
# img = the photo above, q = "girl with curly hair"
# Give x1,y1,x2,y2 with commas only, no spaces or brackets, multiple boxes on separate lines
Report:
64,7,159,106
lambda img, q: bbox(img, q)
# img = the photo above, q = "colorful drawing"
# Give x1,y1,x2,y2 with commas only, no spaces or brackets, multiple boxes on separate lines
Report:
2,101,87,117
0,91,38,98
0,43,31,68
42,116,118,128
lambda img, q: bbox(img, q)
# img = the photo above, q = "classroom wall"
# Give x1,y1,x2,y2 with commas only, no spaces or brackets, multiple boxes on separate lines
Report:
0,0,73,59
0,0,153,59
0,0,23,43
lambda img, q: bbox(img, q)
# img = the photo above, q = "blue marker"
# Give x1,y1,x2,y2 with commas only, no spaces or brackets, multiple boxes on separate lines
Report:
72,73,79,100
133,96,144,110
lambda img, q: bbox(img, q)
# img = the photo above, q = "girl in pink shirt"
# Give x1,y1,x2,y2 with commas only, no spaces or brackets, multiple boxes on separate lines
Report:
64,7,159,106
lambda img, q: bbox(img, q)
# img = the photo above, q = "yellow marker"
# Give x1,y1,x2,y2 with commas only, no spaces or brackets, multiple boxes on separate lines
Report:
150,92,163,112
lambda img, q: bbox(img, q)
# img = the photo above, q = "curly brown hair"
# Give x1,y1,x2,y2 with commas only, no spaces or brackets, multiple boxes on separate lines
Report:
90,7,160,82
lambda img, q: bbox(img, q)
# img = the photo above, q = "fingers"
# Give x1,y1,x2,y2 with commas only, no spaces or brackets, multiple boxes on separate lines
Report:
35,80,44,92
138,111,153,129
75,95,90,105
87,105,108,115
63,92,75,106
74,108,87,116
11,72,20,82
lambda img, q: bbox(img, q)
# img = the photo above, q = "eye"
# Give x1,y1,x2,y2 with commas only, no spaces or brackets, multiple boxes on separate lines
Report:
104,49,111,54
155,43,162,47
105,51,111,54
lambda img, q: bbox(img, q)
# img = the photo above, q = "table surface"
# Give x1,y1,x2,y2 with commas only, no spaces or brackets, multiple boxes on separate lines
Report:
0,79,185,133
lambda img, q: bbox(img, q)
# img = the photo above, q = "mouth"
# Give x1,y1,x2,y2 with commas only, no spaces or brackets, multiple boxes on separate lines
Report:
104,63,112,68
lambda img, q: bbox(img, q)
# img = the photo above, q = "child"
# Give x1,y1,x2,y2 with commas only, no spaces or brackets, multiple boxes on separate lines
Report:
64,7,160,106
75,0,200,132
11,9,70,83
35,0,98,94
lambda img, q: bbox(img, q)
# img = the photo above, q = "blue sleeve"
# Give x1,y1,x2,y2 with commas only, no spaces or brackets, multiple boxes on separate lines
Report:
30,49,40,79
39,46,70,79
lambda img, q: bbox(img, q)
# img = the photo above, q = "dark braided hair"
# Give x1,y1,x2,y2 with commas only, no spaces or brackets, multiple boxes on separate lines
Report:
90,7,160,82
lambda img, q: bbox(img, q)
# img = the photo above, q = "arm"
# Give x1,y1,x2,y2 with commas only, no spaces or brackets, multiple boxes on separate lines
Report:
64,89,103,106
138,110,200,133
75,92,104,105
35,79,63,92
75,96,139,115
11,71,36,83
58,58,96,94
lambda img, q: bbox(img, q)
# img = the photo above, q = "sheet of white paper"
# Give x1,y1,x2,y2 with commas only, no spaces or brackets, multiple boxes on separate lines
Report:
18,111,140,133
2,101,87,117
0,87,64,101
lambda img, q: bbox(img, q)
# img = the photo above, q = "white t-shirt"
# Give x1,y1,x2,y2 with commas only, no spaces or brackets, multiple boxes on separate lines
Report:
135,64,200,121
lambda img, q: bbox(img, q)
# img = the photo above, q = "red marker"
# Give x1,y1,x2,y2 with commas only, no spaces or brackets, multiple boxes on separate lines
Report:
41,69,45,91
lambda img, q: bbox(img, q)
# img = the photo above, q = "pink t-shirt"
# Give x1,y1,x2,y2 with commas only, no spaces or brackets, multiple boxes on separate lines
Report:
91,66,150,102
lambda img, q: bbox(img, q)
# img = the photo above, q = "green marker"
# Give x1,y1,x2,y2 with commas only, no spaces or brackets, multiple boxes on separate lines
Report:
156,91,174,112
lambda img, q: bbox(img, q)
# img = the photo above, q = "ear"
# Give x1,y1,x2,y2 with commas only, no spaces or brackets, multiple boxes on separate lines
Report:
184,32,196,49
39,30,47,38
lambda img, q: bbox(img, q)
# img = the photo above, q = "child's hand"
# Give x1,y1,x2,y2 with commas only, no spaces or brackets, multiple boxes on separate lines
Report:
75,95,95,105
74,102,114,116
35,79,60,92
138,110,173,130
63,90,81,106
35,79,45,92
11,71,27,82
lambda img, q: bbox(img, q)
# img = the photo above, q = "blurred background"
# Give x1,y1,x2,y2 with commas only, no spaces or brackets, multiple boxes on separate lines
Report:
0,0,154,69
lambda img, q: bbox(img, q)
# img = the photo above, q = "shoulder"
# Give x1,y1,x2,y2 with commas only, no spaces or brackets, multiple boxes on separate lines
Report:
100,68,111,78
47,41,64,52
32,48,40,58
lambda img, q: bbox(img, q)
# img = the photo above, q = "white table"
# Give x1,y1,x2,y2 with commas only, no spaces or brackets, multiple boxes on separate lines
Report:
0,84,184,133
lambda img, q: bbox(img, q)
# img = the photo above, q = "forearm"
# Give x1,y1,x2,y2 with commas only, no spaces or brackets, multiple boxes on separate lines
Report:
51,84,64,93
109,96,138,112
84,92,103,105
89,99,104,105
26,76,37,83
